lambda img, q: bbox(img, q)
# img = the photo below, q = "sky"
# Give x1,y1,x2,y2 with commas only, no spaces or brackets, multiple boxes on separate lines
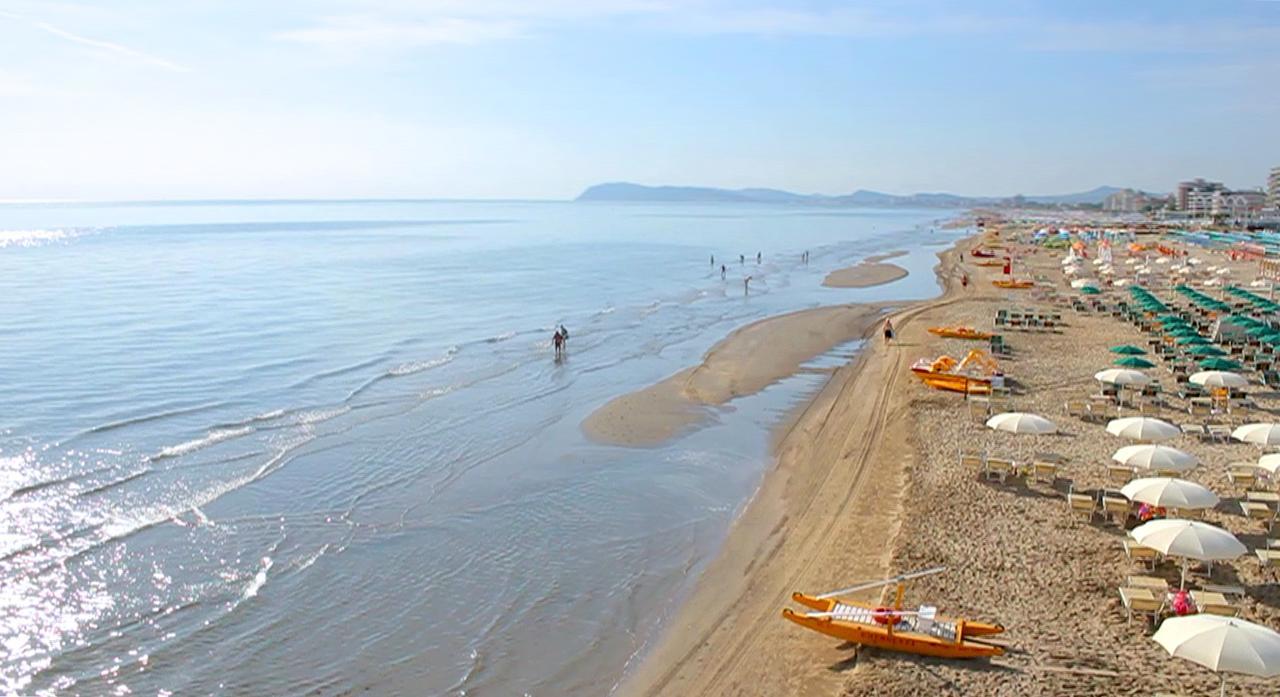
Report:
0,0,1278,200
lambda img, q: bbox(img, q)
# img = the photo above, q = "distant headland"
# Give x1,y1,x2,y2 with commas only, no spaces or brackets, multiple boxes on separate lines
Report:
574,182,1128,209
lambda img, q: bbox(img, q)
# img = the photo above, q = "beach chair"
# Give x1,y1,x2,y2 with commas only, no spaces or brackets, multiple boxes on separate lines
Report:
1207,425,1232,443
1066,485,1097,521
1180,423,1208,441
1065,400,1086,420
1227,466,1257,490
1030,461,1058,485
1103,496,1132,525
1119,587,1165,627
1107,466,1134,486
983,458,1015,483
1123,540,1161,570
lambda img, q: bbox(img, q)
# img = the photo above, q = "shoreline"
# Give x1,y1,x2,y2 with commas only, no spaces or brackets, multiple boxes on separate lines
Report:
617,234,972,696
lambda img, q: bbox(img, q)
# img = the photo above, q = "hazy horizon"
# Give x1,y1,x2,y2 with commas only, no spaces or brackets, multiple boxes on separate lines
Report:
2,0,1278,200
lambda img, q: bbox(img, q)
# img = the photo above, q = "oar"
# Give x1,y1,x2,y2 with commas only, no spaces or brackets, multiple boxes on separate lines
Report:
816,566,947,599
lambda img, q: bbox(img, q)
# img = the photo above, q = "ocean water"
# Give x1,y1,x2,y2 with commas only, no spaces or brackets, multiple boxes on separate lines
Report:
0,200,963,696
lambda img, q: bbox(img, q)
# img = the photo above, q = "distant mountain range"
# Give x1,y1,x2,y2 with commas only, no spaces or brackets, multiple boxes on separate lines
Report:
575,182,1129,208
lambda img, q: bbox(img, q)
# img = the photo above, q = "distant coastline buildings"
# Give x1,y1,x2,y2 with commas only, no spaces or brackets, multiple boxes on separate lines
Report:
1269,166,1280,210
1102,188,1165,213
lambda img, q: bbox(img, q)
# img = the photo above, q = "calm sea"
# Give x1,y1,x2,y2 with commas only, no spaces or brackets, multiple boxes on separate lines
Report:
0,200,961,695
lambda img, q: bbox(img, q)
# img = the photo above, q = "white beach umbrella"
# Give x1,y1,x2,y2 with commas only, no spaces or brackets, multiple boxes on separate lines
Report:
1153,615,1280,696
1232,423,1280,446
1156,257,1171,265
1204,278,1223,287
1125,258,1141,266
1092,258,1106,266
1256,453,1280,475
1188,257,1203,265
1250,279,1272,289
1094,368,1151,387
1064,266,1080,276
1190,371,1248,389
1131,519,1246,588
1107,416,1180,442
1113,444,1198,472
986,412,1056,435
1070,278,1098,289
1216,267,1233,276
1121,477,1218,510
1137,267,1152,276
1099,266,1114,275
1114,278,1133,287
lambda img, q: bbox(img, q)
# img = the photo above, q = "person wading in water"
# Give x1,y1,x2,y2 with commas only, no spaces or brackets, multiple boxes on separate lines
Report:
552,328,565,358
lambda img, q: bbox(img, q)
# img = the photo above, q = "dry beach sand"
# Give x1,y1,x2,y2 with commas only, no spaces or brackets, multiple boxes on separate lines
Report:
822,251,910,288
618,225,1280,696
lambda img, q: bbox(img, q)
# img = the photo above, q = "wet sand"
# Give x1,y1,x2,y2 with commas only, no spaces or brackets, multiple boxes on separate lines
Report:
822,251,910,288
581,304,889,447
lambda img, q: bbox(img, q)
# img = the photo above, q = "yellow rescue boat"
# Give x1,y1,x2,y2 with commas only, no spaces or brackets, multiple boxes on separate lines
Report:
783,567,1006,660
910,350,997,394
927,326,992,341
992,279,1033,289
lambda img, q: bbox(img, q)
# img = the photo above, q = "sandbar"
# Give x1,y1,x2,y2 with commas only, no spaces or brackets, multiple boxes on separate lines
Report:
581,303,888,447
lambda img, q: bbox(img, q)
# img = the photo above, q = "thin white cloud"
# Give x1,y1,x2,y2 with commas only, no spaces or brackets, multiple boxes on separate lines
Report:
276,15,525,47
0,10,187,72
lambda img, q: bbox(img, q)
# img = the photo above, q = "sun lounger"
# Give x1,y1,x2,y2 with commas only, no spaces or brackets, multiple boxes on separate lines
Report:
1119,586,1164,627
1255,548,1280,568
1228,467,1258,490
1246,491,1280,507
1207,425,1232,442
1065,400,1087,419
1030,461,1058,485
1127,575,1169,593
1241,501,1276,525
1103,496,1132,525
1191,591,1240,617
1180,423,1208,441
983,458,1015,483
1107,466,1134,486
1067,487,1097,521
1123,540,1160,570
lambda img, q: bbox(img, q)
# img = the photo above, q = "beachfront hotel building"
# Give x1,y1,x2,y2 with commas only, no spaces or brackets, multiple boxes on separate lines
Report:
1176,178,1227,216
1210,190,1266,221
1269,166,1280,210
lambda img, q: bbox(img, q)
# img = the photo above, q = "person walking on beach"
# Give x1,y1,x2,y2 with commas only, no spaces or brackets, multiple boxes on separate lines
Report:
743,275,752,295
720,264,726,280
710,254,715,267
961,273,969,288
739,254,745,265
883,319,894,344
756,251,761,264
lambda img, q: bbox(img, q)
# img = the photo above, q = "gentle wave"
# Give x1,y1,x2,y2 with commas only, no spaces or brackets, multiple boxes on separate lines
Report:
242,556,273,600
388,346,458,376
0,227,90,249
79,401,230,437
150,426,255,461
76,469,151,498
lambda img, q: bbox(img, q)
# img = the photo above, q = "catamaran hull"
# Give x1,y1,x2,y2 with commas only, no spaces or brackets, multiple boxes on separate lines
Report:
784,594,1004,660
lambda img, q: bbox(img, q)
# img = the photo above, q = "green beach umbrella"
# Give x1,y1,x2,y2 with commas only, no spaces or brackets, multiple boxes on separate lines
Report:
1168,327,1200,338
1200,357,1243,371
1177,336,1210,346
1115,356,1156,368
1111,345,1147,355
1081,286,1102,295
1188,345,1227,357
1247,325,1275,337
